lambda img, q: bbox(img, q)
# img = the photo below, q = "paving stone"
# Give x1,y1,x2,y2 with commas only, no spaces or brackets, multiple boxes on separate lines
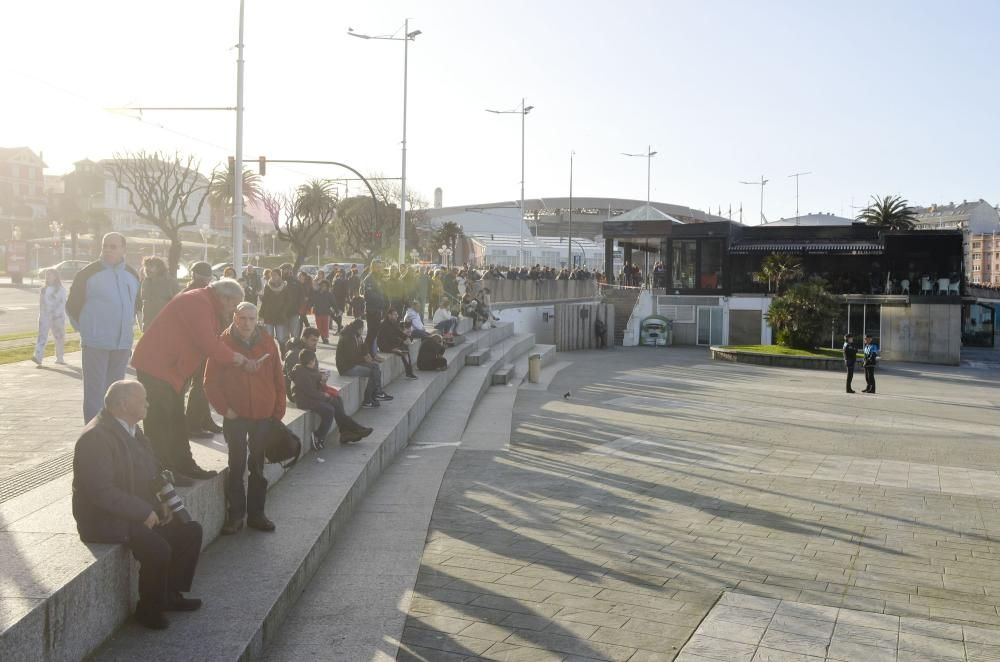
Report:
965,624,1000,645
773,601,840,623
767,614,835,640
757,629,829,658
681,634,757,662
897,631,966,658
695,617,766,645
751,647,824,662
898,616,964,640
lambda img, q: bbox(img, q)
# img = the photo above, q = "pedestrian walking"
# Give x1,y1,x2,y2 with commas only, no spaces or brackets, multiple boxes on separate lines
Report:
138,256,179,332
862,334,879,393
843,333,857,394
32,268,67,366
66,232,141,423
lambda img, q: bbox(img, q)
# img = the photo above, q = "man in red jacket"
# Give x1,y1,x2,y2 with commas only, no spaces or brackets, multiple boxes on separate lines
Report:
204,302,285,534
132,279,259,484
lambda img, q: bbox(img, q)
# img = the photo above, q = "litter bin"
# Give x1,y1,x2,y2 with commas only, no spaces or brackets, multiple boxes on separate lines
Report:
528,353,541,383
640,316,672,347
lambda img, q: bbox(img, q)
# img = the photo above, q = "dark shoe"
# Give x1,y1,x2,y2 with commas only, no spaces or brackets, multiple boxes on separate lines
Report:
375,392,394,401
405,373,418,380
311,432,324,451
340,429,364,444
847,390,856,393
322,337,330,344
221,516,244,535
179,465,218,480
358,426,373,438
166,591,202,612
189,430,215,439
247,514,276,532
135,604,169,630
203,421,224,433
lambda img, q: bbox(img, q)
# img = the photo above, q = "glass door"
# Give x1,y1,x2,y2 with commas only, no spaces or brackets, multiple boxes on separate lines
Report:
697,306,723,345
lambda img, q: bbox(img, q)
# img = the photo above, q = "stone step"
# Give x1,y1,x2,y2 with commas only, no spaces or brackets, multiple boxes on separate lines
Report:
491,363,515,385
0,319,503,662
465,348,492,366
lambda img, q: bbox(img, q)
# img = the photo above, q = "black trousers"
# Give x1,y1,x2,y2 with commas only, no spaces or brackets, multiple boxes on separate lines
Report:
390,348,415,376
185,361,213,432
138,371,194,471
864,366,876,392
365,309,383,353
845,363,855,391
222,417,269,520
128,519,203,610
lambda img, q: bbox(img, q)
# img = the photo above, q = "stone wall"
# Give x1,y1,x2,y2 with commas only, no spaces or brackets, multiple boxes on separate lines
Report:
880,302,961,365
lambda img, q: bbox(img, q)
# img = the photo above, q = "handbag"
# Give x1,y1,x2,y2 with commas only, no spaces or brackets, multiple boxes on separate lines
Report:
265,420,302,469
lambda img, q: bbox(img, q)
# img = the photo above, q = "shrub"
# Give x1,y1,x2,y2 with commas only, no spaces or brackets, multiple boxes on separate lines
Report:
766,278,840,349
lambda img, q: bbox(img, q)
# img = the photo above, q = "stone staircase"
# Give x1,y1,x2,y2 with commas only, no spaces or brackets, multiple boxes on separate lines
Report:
603,287,641,346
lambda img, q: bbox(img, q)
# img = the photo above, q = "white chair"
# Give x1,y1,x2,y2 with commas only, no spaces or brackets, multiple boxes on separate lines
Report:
937,278,949,295
948,280,960,295
900,279,910,294
920,276,932,295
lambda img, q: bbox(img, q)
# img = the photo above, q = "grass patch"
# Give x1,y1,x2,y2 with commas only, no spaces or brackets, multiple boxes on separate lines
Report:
722,344,841,359
0,328,74,343
0,327,142,366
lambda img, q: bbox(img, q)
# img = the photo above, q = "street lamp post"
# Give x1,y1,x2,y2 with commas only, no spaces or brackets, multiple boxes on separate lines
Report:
438,244,452,268
348,21,422,265
198,226,213,262
233,0,246,273
622,146,657,281
49,221,63,261
410,248,419,264
487,99,534,267
567,150,574,268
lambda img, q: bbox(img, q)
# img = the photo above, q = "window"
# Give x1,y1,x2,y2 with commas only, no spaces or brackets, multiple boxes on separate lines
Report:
671,240,696,289
699,239,723,288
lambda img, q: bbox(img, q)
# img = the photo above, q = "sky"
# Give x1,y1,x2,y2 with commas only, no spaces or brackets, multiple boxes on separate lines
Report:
3,0,999,224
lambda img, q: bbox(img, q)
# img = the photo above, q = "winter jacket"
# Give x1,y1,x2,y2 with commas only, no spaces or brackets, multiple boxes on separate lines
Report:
204,325,285,421
66,259,140,350
335,329,368,375
843,342,857,366
310,289,337,317
259,280,289,325
863,343,879,368
417,334,447,371
331,276,349,310
404,307,426,333
361,271,386,312
289,362,332,410
72,411,161,544
139,273,180,331
378,319,409,353
39,284,67,322
131,287,237,393
284,277,305,319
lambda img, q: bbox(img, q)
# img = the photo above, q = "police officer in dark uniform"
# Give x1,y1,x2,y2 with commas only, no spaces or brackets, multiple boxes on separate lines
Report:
843,333,857,394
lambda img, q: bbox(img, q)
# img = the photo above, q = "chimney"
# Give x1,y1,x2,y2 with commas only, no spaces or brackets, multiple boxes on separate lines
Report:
434,187,443,209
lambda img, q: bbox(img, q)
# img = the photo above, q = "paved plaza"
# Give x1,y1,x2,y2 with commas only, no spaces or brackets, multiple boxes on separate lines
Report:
397,347,1000,661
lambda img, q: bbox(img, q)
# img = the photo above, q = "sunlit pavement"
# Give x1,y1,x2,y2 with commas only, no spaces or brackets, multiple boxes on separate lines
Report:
398,346,1000,661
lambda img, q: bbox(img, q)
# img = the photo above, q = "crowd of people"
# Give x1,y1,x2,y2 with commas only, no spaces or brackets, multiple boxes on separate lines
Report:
66,234,499,630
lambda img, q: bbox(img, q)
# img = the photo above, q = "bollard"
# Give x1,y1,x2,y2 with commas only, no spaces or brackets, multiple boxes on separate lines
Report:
528,353,541,383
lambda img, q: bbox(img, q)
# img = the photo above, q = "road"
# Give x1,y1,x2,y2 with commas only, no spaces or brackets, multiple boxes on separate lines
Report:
0,286,43,335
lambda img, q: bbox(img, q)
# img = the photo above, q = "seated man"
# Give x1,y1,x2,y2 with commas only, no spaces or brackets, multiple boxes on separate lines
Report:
431,302,459,336
72,380,203,630
290,348,372,449
417,333,448,371
378,308,418,379
402,300,430,339
336,319,393,408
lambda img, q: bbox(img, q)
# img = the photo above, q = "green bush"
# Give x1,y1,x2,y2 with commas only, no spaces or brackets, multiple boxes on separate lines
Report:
766,278,840,349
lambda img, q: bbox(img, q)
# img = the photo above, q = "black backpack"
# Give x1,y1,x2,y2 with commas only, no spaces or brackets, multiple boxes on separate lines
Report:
265,420,302,469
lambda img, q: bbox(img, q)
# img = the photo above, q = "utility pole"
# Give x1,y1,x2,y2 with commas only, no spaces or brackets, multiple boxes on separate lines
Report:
740,176,769,224
233,0,246,272
788,171,811,225
567,150,574,268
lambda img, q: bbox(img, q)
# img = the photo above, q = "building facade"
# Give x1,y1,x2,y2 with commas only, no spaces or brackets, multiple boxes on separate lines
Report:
0,146,47,221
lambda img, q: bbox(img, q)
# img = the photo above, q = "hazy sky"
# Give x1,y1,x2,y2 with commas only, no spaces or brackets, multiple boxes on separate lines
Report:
3,0,998,224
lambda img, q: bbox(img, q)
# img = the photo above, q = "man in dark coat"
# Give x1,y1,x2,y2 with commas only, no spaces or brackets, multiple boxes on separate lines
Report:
72,380,203,630
843,333,857,394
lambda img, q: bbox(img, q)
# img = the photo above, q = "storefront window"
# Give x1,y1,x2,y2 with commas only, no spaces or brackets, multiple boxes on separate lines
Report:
699,240,723,289
672,240,696,289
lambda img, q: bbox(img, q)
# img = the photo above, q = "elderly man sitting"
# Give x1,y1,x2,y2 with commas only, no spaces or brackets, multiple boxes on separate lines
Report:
72,380,204,630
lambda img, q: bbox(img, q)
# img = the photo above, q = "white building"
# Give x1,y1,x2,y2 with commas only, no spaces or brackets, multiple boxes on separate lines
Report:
913,200,1000,282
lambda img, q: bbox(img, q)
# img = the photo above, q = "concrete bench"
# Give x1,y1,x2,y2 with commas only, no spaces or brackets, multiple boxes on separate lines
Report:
465,348,491,366
0,319,491,662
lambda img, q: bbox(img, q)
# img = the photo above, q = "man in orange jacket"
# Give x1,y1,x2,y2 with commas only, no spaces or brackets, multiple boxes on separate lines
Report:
204,302,285,535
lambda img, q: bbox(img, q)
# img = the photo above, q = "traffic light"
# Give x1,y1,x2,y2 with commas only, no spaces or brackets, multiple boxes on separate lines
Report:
258,156,266,176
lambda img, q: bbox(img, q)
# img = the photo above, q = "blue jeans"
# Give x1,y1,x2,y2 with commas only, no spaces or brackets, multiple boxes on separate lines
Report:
435,319,457,334
310,397,350,442
342,364,382,403
222,417,271,520
82,346,131,423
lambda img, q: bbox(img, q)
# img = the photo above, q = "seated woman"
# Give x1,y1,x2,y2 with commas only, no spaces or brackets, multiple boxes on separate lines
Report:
431,302,458,336
417,334,448,371
378,308,417,379
289,349,372,450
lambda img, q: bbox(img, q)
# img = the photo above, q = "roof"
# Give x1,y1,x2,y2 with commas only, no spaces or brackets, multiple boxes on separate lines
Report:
0,146,47,168
767,213,856,227
612,204,683,224
729,239,883,255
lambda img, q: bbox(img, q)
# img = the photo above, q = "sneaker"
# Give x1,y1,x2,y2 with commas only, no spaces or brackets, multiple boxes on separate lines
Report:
311,432,325,451
375,392,394,401
54,359,66,365
405,373,418,380
361,400,381,409
358,426,374,438
247,514,276,532
31,356,42,366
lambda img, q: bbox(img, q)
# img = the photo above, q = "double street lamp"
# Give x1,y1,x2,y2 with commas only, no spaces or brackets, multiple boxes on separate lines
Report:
348,21,422,265
487,99,534,267
438,244,453,268
622,146,658,221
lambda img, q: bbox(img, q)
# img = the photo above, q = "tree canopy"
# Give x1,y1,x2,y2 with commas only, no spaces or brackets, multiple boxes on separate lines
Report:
766,278,840,349
856,194,917,230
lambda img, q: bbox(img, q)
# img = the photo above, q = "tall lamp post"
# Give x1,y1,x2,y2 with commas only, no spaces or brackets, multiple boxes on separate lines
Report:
622,146,657,281
348,21,422,265
567,150,574,267
487,99,534,267
49,221,63,261
198,226,213,263
438,244,452,268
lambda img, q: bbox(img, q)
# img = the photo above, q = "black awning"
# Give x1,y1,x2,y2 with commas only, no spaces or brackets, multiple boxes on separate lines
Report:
729,240,883,255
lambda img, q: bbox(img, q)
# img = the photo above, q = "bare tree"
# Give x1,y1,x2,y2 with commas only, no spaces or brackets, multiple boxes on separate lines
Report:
262,179,338,270
107,151,210,273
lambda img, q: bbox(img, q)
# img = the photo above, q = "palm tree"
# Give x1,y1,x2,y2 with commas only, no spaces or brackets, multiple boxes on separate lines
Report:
208,167,263,219
294,179,338,223
856,194,917,230
753,252,804,293
434,221,464,255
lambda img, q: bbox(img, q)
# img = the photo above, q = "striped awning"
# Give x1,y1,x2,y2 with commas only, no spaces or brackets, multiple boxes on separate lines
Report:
729,240,883,255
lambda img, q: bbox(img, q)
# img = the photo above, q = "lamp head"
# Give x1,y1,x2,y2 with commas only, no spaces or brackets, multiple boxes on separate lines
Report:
524,105,535,114
649,151,659,157
407,29,422,39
